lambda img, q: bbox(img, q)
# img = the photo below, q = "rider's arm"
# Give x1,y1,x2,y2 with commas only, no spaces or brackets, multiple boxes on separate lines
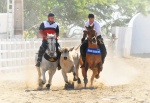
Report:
94,22,101,36
81,30,87,43
56,25,59,37
81,22,88,43
39,22,46,37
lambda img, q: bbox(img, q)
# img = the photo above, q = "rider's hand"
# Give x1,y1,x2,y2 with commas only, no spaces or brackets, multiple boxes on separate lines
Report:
81,38,85,43
83,30,87,34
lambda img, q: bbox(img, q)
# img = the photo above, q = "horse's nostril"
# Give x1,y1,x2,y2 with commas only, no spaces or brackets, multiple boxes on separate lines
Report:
64,57,67,60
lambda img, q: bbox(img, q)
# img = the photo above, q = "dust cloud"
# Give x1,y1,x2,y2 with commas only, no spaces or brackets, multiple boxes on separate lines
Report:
0,56,139,90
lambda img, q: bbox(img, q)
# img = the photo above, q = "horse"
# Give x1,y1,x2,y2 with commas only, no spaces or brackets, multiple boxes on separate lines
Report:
35,34,58,90
80,24,103,88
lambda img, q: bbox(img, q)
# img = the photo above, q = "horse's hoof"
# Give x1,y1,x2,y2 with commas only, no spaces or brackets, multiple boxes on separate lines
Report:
46,84,51,90
65,82,74,89
78,78,81,84
65,83,70,89
42,81,46,85
84,78,88,88
73,77,78,81
84,78,88,84
95,75,100,79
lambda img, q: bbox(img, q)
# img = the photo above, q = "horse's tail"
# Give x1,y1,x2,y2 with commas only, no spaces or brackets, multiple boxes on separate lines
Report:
75,43,82,50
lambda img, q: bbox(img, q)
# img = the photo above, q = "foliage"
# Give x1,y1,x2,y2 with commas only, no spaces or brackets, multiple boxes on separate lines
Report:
23,0,149,36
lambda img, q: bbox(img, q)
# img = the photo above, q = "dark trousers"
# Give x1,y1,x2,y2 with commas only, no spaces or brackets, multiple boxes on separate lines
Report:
97,36,107,63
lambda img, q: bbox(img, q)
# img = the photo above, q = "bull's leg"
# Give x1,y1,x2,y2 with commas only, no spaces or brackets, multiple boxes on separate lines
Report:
91,68,98,87
62,70,73,89
62,70,68,83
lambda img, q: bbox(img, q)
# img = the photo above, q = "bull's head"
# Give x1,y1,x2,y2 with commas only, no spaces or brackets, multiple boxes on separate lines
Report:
61,47,74,60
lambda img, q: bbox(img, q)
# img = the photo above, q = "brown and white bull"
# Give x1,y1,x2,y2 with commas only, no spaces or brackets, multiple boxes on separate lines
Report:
60,47,81,88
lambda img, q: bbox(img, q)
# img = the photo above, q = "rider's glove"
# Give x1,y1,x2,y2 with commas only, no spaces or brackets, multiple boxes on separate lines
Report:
81,37,85,43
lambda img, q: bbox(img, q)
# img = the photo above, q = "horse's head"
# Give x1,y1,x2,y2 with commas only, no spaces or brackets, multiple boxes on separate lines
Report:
61,47,74,60
85,24,97,44
47,33,56,56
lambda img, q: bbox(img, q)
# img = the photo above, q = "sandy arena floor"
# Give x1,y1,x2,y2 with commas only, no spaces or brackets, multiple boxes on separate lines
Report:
0,55,150,103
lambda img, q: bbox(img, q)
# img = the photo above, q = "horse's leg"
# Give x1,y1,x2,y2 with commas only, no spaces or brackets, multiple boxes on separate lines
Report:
72,64,78,81
36,67,42,90
76,62,81,84
91,68,98,87
82,65,88,88
41,69,46,85
46,69,56,90
95,63,102,79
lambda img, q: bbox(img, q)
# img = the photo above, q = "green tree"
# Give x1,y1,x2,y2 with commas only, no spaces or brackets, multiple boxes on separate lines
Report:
23,0,149,37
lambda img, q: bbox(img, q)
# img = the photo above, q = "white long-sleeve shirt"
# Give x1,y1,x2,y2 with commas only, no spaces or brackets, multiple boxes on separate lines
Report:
85,20,101,36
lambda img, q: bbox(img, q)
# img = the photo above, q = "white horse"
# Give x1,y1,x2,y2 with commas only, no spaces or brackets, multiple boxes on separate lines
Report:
35,34,58,90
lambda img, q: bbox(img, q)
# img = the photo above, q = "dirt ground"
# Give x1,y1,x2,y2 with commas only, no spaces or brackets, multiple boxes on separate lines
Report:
0,55,150,103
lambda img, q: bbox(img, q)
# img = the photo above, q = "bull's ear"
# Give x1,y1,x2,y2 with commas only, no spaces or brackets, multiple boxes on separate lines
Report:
69,47,74,51
60,48,64,52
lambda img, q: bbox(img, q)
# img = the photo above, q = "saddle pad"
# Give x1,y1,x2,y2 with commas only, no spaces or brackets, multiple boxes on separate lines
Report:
86,48,101,54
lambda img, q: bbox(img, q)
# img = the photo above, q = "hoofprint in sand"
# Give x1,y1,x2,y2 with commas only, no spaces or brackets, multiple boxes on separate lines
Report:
0,56,150,103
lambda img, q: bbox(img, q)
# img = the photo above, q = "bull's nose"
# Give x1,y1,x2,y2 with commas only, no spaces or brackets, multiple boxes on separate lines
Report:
64,57,67,60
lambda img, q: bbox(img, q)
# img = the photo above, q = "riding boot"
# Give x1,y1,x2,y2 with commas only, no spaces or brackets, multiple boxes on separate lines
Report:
102,52,107,64
56,41,61,70
57,58,61,70
80,40,88,68
57,51,61,70
35,46,46,67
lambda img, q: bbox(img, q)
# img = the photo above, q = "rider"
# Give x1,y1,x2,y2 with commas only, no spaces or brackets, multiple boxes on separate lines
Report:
35,13,61,70
80,14,107,68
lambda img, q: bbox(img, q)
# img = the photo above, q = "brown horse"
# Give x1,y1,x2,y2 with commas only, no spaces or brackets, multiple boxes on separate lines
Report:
80,24,103,88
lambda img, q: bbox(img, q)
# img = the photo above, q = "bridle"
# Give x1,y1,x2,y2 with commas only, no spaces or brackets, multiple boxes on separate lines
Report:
86,28,97,43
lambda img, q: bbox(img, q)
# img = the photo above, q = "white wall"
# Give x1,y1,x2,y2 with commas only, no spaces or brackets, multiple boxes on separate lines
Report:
112,27,132,57
0,13,7,33
129,13,150,54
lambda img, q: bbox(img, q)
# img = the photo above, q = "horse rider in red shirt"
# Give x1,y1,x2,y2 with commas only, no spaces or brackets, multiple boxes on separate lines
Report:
35,13,61,70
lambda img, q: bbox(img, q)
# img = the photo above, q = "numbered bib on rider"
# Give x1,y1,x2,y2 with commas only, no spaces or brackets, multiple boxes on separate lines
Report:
86,48,101,54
